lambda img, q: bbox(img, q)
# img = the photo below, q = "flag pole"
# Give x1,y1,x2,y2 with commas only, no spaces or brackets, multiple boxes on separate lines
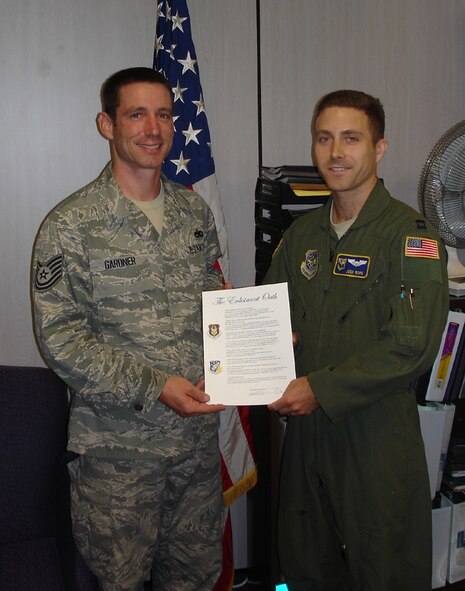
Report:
256,0,263,171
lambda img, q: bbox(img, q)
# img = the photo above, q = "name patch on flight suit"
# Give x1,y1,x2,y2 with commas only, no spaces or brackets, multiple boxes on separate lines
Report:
300,249,319,280
333,254,370,278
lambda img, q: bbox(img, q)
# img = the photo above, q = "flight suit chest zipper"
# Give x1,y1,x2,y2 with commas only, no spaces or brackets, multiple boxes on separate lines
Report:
337,274,383,325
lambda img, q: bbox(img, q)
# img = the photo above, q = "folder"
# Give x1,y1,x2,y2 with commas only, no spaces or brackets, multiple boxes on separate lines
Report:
426,311,465,402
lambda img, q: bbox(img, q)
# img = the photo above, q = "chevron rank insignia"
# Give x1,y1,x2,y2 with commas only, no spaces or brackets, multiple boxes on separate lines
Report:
35,254,63,292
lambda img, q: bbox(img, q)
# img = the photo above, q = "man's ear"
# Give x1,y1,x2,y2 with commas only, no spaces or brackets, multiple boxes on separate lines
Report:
96,112,114,141
375,138,388,164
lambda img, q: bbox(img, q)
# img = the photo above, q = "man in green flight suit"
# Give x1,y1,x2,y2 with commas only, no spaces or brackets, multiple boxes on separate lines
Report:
265,90,449,590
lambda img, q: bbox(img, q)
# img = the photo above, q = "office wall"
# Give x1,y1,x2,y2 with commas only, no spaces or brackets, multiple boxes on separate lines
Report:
1,0,465,369
0,0,257,366
1,0,465,575
0,0,156,365
259,0,465,207
189,0,465,301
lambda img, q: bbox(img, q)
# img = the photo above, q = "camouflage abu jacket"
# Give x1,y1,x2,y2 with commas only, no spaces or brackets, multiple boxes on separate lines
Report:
32,162,222,458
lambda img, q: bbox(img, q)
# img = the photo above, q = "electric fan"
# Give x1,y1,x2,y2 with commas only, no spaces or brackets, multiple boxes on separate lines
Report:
418,120,465,294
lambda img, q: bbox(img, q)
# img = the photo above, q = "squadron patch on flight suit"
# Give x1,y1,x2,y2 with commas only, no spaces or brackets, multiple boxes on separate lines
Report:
34,254,63,292
300,249,319,280
333,254,370,278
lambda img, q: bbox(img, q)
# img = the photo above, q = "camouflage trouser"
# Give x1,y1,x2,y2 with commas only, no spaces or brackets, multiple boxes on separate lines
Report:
68,445,223,591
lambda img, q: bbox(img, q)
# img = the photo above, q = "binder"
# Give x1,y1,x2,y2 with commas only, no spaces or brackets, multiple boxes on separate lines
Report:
254,166,328,285
256,177,328,209
426,311,465,402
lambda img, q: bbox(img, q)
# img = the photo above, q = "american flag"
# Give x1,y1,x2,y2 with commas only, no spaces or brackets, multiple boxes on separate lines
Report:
154,3,256,589
154,0,229,279
405,237,439,259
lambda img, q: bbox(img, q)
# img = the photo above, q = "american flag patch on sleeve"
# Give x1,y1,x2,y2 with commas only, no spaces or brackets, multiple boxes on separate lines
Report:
404,236,439,259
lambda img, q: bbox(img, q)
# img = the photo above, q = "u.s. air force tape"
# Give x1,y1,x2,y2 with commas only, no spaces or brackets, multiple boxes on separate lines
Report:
35,254,63,292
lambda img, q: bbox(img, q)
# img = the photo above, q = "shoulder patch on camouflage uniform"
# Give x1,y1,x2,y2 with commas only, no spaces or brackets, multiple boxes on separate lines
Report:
35,254,63,291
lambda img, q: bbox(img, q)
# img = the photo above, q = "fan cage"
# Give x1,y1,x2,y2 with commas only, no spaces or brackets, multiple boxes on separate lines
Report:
418,120,465,248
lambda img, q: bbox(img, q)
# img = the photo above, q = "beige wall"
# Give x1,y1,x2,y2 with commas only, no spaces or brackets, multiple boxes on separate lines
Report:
259,0,465,207
1,0,465,367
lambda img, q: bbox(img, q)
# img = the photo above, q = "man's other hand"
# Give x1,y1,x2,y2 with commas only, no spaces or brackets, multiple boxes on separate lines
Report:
159,376,225,417
268,376,319,416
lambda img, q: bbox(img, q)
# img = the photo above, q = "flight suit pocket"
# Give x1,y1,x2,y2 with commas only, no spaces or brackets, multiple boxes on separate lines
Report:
390,287,426,352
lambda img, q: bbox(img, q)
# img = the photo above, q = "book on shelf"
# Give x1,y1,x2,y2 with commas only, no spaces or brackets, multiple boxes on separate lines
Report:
256,177,329,209
449,275,465,297
442,437,465,492
259,165,327,186
444,320,465,403
426,310,465,402
442,474,465,492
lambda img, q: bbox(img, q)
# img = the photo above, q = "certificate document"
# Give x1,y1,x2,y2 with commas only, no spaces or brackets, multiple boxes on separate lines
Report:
202,282,296,405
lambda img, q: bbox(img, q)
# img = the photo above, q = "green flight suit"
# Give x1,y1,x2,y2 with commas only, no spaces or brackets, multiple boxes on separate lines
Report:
264,180,449,591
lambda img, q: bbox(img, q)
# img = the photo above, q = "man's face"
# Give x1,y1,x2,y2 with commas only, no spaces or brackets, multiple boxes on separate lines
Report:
103,81,174,173
313,106,386,199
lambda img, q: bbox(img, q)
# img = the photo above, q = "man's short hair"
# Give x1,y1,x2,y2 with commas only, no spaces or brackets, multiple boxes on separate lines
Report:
312,90,385,144
100,67,173,121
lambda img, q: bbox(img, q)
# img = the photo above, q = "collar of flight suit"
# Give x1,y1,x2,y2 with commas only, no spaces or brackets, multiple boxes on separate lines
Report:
318,179,392,234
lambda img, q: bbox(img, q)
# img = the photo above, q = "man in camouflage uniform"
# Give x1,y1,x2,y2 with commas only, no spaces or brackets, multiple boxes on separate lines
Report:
32,67,225,591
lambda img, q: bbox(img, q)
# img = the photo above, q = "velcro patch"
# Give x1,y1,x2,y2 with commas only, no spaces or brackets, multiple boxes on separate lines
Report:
404,236,439,259
333,254,370,278
300,249,319,280
35,254,63,291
